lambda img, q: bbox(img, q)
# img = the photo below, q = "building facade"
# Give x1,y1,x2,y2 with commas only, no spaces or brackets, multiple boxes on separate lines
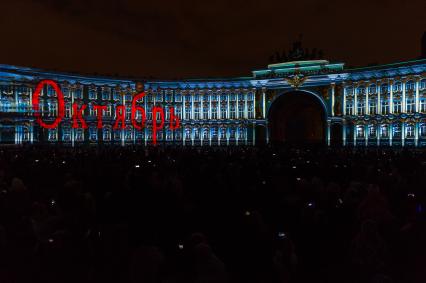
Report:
1,58,426,147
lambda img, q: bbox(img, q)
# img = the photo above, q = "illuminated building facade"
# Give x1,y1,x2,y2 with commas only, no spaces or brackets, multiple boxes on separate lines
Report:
1,57,426,147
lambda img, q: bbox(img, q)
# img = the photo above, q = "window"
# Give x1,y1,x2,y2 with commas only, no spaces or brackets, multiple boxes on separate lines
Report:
421,80,426,89
194,107,200,120
248,103,254,118
202,103,209,119
202,128,209,140
406,124,415,138
381,84,389,93
62,127,71,142
420,124,426,137
75,128,84,141
89,89,97,100
368,84,376,94
420,98,426,112
238,103,244,117
89,126,97,141
393,124,401,138
356,125,364,138
381,125,389,137
219,127,227,139
48,128,58,141
369,125,376,137
406,98,415,113
185,107,191,120
211,105,218,119
393,100,402,113
358,87,366,95
102,88,111,100
357,101,365,115
346,87,354,95
185,128,191,139
346,101,353,115
381,100,389,114
369,101,377,114
175,92,182,102
230,104,236,119
103,127,111,141
65,102,72,118
220,105,227,119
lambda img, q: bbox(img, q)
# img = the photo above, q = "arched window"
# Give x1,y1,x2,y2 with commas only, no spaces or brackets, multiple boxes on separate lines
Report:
368,125,376,138
62,126,71,142
356,125,364,138
48,128,58,141
368,84,377,94
75,128,84,141
393,124,402,138
381,124,389,137
406,124,415,138
89,126,97,141
102,126,111,141
421,79,426,89
381,84,389,93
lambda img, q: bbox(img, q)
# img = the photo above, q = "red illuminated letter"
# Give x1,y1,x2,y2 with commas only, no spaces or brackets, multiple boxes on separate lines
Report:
32,80,65,129
131,92,146,130
113,105,126,129
152,106,164,145
72,103,88,129
94,104,107,129
169,106,180,130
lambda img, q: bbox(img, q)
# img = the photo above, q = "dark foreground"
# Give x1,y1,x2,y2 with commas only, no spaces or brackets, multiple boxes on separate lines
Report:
0,146,425,283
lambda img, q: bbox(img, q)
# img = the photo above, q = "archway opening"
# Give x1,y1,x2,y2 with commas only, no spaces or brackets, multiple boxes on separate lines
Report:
268,91,326,145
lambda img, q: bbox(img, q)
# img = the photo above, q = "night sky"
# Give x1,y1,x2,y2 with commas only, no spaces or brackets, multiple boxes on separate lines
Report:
0,0,425,79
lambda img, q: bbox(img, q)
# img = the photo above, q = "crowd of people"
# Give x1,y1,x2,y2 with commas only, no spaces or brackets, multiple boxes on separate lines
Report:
0,145,425,283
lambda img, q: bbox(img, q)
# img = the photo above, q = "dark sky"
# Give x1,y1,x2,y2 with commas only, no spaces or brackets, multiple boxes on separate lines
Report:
0,0,425,79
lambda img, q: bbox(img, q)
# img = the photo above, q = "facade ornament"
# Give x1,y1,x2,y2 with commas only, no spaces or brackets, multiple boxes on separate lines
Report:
285,72,307,89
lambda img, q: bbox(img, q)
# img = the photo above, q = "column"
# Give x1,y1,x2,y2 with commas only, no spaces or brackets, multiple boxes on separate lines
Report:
415,121,419,147
327,120,331,146
402,122,405,147
191,92,194,120
365,84,369,115
266,124,269,144
402,80,406,113
365,124,369,146
236,93,239,119
377,83,381,115
389,123,393,146
252,122,256,146
209,127,212,146
208,92,212,119
415,78,420,112
218,92,221,119
389,80,394,114
122,88,125,146
331,83,335,116
353,124,357,146
343,84,347,116
227,91,230,119
354,86,358,115
200,93,204,120
262,87,266,118
244,91,248,119
182,92,186,121
377,123,381,146
342,121,347,146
